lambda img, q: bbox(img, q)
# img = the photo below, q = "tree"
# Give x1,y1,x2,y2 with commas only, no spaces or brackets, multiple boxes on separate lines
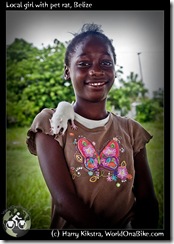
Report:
135,99,163,122
119,72,148,102
107,71,148,115
7,39,75,127
153,88,164,107
135,88,164,122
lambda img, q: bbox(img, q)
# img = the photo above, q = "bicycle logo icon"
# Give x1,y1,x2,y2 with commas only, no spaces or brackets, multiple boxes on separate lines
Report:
2,206,31,237
6,212,27,230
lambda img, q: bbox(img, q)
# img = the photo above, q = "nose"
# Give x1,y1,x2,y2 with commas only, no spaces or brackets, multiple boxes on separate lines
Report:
89,67,104,77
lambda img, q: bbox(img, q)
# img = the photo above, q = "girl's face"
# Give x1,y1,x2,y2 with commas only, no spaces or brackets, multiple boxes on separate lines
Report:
65,36,116,103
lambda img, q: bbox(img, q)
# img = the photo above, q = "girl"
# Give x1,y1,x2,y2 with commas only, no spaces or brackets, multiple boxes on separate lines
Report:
26,23,159,229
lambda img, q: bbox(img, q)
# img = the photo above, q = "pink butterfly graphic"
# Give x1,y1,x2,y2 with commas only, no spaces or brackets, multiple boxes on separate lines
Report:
77,138,120,171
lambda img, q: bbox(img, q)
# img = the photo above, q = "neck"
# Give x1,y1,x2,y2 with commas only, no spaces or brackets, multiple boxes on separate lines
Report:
73,99,108,120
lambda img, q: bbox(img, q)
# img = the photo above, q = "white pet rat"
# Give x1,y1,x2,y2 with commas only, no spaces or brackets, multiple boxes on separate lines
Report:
50,101,77,135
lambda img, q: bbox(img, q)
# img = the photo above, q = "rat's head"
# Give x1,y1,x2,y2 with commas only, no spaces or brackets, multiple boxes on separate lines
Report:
50,117,65,135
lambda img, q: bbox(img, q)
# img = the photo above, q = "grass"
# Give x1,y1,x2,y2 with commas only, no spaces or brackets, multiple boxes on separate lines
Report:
6,127,51,229
6,122,164,229
141,121,164,229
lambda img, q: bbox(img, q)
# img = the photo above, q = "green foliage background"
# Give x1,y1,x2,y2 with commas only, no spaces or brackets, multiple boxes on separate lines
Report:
7,38,75,127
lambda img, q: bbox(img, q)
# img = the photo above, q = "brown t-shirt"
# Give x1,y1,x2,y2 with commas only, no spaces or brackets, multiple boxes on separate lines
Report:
26,108,152,229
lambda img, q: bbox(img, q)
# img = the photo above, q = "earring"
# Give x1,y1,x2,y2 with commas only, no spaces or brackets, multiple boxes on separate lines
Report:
64,75,70,80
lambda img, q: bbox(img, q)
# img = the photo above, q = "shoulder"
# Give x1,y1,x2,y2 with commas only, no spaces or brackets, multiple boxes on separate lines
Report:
111,113,133,129
111,112,152,141
34,108,55,121
111,113,152,156
26,108,56,155
111,112,145,129
28,108,56,136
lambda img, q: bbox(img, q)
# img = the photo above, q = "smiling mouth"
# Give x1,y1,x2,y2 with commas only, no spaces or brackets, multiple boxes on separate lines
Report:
87,82,106,87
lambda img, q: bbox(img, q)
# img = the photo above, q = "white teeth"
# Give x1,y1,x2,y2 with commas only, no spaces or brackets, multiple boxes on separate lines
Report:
89,82,105,86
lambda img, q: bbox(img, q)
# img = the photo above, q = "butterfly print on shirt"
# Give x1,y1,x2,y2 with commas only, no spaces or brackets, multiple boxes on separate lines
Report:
71,137,132,185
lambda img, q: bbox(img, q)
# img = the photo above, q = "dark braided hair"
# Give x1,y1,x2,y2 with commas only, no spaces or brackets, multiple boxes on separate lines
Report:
64,23,117,66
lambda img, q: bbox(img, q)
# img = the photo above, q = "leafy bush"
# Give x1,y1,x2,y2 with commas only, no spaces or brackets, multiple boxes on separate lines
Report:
135,99,163,122
7,39,75,127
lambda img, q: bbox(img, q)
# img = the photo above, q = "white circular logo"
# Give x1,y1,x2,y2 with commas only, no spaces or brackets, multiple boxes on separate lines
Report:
2,206,31,237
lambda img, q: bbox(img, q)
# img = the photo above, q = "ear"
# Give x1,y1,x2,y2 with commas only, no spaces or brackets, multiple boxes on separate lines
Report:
64,65,70,80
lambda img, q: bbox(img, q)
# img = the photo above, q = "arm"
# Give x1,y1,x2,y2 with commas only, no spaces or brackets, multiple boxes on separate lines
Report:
132,147,159,229
35,132,109,229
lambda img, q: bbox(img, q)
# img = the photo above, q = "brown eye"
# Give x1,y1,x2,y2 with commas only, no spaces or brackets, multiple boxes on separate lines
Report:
77,61,91,67
101,60,113,67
